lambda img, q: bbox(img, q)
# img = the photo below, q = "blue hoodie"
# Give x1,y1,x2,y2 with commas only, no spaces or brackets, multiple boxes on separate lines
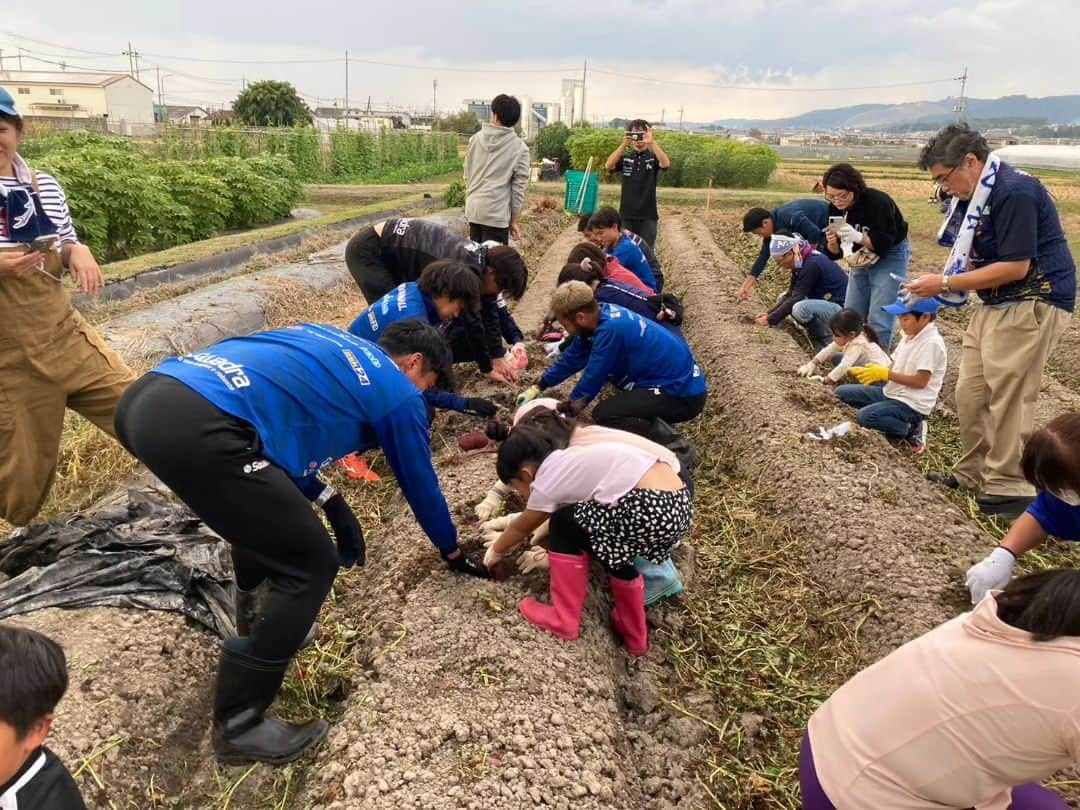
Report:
750,199,830,278
540,303,706,403
609,234,659,291
152,323,458,554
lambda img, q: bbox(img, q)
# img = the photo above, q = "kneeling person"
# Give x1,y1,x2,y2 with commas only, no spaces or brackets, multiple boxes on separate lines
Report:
114,321,487,766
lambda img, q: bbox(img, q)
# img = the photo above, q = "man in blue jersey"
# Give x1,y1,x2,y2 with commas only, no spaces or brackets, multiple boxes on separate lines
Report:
519,282,707,451
347,261,497,420
113,321,488,767
737,200,830,302
556,262,684,339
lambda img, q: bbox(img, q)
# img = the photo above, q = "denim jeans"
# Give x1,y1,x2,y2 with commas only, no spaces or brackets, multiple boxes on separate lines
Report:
835,383,922,439
791,299,843,348
843,237,911,348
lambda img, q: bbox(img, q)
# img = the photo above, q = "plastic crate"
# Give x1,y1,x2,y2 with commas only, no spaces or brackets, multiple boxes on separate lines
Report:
564,170,600,215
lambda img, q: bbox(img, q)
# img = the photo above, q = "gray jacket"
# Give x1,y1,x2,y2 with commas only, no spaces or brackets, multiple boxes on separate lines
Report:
464,123,531,229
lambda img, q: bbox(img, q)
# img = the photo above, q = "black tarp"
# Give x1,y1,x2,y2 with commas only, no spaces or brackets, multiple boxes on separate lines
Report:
0,491,234,636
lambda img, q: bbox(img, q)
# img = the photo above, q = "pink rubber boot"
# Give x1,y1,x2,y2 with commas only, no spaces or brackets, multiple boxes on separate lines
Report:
519,552,590,641
609,575,648,656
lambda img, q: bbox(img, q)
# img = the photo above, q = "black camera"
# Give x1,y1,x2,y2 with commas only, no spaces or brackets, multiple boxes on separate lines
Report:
626,131,645,142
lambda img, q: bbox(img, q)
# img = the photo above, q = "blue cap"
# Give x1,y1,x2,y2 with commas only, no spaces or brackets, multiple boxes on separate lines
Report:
0,86,18,117
882,297,941,316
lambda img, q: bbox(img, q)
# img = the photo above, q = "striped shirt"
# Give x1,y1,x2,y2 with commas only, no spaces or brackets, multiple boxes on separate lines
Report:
0,170,79,247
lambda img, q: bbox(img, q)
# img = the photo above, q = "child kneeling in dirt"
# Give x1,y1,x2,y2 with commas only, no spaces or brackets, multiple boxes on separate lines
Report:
802,569,1080,810
479,399,686,604
0,626,86,809
797,308,891,384
482,417,693,656
835,297,946,452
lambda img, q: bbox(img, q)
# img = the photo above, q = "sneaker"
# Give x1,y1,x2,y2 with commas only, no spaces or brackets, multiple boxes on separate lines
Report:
901,421,928,455
927,471,960,489
977,495,1035,520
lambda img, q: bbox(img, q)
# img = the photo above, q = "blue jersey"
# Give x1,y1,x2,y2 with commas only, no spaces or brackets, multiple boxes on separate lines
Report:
609,235,659,291
540,303,706,403
152,323,458,554
347,282,439,341
594,280,684,341
1027,491,1080,541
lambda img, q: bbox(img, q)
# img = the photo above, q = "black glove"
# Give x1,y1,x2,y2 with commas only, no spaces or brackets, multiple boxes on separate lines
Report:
323,493,366,568
445,551,491,579
462,397,498,418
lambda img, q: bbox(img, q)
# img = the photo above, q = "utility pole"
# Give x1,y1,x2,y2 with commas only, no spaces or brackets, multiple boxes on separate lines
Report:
344,50,350,118
678,107,684,131
123,42,141,79
432,78,438,118
0,49,4,70
18,47,24,70
660,108,665,125
954,66,968,121
580,60,587,126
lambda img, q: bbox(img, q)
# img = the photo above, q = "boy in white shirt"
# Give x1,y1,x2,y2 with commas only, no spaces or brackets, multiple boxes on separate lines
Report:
835,297,947,452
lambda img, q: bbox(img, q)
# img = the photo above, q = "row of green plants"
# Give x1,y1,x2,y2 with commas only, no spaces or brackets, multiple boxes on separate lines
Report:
539,125,779,188
25,132,303,261
146,125,459,183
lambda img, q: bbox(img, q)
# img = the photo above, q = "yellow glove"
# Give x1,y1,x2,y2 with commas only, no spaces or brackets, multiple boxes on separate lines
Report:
851,365,890,385
516,385,541,407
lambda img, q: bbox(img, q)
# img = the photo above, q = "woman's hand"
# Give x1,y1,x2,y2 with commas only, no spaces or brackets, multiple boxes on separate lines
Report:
65,244,104,295
0,250,43,279
826,232,840,254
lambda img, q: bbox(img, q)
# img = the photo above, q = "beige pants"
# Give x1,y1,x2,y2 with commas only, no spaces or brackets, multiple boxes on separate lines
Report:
0,271,136,526
954,300,1071,497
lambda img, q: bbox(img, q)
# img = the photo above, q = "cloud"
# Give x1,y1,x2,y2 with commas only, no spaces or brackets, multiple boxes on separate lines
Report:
3,0,1077,121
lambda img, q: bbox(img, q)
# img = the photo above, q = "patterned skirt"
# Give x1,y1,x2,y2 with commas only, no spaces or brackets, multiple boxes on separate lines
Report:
572,487,694,570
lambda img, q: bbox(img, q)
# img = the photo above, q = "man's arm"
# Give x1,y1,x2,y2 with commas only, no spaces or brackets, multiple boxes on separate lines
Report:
570,329,618,403
540,336,590,389
374,399,459,556
458,310,494,374
791,213,825,246
649,134,672,170
509,142,531,235
463,134,477,186
605,137,630,173
479,295,505,359
749,238,771,279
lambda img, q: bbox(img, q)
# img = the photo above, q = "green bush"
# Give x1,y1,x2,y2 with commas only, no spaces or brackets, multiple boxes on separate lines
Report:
566,128,778,189
444,178,466,208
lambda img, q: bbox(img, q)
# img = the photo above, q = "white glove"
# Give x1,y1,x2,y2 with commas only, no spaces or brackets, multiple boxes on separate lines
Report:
474,483,511,521
835,223,864,245
797,360,818,378
518,545,550,574
481,512,521,544
965,547,1016,605
545,341,563,359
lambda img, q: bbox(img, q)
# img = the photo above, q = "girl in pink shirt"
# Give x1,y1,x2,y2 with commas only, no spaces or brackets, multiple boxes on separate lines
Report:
802,570,1080,810
483,411,692,655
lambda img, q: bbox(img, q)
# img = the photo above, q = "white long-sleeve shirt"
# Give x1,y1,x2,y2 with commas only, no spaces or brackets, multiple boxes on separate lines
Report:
812,333,891,382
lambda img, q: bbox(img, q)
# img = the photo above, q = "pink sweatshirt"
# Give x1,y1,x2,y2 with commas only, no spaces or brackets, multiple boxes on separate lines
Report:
808,595,1080,809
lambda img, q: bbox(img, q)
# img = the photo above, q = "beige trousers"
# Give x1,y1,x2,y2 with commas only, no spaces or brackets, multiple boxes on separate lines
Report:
0,270,136,526
954,300,1071,497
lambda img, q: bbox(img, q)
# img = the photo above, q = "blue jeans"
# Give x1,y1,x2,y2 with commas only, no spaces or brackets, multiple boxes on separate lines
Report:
791,299,843,347
835,383,922,439
843,237,910,348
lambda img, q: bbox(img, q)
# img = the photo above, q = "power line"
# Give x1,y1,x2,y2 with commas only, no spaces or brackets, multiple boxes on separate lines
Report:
587,66,960,93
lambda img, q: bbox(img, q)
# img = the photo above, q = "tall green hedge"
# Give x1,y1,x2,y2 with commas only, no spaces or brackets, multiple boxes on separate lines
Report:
28,133,304,261
565,128,778,189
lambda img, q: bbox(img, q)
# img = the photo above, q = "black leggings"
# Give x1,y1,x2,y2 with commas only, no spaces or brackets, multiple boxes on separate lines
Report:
592,390,707,438
114,374,339,662
546,507,637,580
469,223,509,245
345,227,399,305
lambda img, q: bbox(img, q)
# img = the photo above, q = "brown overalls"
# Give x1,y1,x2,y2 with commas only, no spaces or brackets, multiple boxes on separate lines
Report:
0,176,136,525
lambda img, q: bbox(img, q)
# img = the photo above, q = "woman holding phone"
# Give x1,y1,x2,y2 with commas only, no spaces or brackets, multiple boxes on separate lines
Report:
0,87,135,527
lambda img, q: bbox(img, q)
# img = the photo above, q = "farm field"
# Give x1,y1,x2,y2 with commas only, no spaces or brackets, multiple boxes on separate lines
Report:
5,157,1080,808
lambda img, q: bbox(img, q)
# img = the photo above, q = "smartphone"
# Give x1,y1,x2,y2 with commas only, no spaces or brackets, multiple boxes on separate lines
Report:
827,215,846,229
626,131,645,142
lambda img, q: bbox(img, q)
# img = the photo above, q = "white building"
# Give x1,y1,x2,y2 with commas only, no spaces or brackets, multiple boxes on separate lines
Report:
0,70,155,135
519,97,561,139
159,105,210,127
561,79,584,127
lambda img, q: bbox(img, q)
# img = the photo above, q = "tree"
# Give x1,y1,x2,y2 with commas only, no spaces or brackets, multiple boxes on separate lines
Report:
534,122,571,170
433,111,481,136
233,81,313,127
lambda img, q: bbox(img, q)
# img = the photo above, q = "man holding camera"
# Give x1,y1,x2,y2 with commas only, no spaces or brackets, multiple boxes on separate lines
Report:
604,119,671,248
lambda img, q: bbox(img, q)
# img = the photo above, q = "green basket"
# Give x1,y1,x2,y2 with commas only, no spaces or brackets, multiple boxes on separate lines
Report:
564,170,600,215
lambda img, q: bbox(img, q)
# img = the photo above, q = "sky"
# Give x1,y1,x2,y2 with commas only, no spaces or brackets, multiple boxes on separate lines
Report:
3,0,1077,122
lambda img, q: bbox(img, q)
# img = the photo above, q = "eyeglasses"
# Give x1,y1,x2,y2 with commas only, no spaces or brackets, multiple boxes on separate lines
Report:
825,189,853,203
932,165,959,187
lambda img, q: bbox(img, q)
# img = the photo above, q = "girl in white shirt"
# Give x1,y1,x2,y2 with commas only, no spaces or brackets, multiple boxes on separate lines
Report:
798,308,891,384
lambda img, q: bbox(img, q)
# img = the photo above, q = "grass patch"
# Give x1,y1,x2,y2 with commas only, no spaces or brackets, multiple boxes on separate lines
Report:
100,195,426,281
662,414,868,808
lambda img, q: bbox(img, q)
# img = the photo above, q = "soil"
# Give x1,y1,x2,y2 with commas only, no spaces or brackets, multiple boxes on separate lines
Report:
661,213,991,659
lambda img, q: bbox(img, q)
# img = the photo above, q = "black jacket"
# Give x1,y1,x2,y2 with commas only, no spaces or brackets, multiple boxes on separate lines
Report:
824,187,908,260
0,748,87,810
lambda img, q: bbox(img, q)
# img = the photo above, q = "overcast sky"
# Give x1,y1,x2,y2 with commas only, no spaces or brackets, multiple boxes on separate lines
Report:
4,0,1077,122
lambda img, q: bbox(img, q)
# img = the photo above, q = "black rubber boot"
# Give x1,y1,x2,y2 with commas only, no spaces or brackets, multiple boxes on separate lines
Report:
647,419,699,470
235,585,320,649
212,639,328,766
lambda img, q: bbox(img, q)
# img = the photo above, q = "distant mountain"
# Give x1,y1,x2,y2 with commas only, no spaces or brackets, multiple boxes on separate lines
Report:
712,95,1080,131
